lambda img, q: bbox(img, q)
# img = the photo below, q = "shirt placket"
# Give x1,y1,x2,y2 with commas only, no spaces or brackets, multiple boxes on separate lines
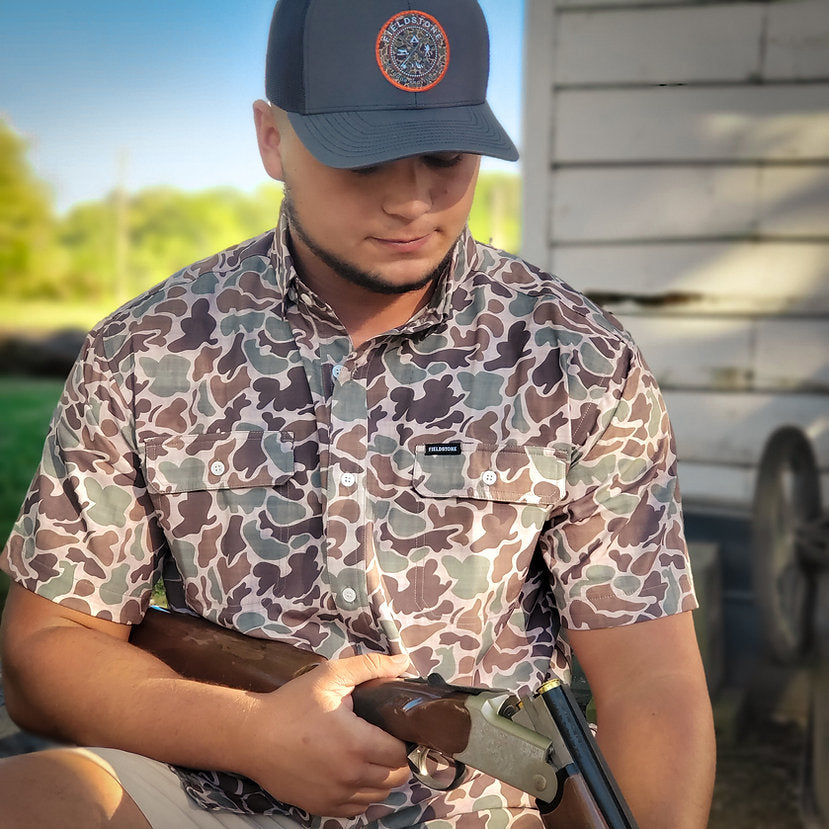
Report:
326,357,372,624
286,281,377,643
284,261,455,650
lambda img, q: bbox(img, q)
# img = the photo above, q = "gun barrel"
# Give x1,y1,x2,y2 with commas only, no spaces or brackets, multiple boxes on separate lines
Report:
535,681,638,829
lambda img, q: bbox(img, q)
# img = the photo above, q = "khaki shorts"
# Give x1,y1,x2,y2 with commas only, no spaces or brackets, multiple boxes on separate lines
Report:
77,748,302,829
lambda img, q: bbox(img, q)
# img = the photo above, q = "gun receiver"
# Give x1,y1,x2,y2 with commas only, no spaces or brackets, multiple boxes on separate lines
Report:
130,607,637,828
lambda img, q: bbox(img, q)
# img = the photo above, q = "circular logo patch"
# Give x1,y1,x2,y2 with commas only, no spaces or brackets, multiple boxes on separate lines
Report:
376,11,450,92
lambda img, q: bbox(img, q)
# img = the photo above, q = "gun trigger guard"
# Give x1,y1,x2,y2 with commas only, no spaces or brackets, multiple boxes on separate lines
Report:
405,743,466,792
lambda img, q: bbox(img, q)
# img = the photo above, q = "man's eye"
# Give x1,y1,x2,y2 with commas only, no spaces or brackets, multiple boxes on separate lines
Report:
350,153,464,176
423,153,463,168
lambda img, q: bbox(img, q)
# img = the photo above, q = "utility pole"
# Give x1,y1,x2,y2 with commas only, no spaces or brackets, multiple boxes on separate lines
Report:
113,148,130,306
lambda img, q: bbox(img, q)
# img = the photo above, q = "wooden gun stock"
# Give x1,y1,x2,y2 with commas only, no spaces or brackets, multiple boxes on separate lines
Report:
130,607,636,828
129,606,325,691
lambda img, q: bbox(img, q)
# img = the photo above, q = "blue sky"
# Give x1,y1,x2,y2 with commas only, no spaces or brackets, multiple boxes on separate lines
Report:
0,1,525,214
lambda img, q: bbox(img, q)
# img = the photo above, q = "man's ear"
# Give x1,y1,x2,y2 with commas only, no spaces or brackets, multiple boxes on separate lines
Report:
253,100,286,182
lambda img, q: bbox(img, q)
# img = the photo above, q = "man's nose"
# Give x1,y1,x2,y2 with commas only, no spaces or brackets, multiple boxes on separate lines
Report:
381,158,434,220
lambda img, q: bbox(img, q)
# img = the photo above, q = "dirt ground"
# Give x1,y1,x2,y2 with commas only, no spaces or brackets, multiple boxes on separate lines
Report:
710,714,810,828
707,660,824,829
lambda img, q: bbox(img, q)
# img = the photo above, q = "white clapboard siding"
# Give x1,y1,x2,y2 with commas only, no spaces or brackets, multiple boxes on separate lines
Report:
559,0,734,5
558,0,756,7
550,166,829,242
555,85,829,163
759,166,829,237
554,4,768,85
552,242,829,315
677,462,829,510
616,314,829,393
765,0,829,79
675,461,757,508
663,390,829,467
553,0,829,85
522,0,829,508
754,318,829,392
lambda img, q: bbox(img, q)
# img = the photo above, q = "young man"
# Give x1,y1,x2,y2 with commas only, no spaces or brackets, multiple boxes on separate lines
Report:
0,1,715,827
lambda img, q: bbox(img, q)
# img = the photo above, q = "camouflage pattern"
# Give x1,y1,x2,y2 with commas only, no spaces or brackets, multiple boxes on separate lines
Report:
1,208,696,828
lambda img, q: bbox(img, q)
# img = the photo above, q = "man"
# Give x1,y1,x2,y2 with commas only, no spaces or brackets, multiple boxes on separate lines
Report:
0,0,715,827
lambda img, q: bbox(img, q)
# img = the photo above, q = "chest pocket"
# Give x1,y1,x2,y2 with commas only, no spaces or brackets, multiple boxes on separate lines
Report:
144,431,295,494
142,431,304,619
380,443,567,624
412,442,566,504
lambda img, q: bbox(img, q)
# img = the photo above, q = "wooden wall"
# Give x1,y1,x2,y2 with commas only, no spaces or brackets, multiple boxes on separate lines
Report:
522,0,829,508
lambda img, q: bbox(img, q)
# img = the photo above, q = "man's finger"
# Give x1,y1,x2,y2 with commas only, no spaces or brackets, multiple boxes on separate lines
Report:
368,760,411,789
326,652,411,691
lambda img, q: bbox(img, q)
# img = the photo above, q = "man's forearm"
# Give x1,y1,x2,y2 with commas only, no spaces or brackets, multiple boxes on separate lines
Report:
3,620,260,774
594,675,716,829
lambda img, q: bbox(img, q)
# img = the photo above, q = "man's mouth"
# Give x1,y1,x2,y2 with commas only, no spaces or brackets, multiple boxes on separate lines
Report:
372,232,434,253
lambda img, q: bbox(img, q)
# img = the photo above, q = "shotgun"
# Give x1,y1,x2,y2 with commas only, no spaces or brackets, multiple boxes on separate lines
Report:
130,606,637,828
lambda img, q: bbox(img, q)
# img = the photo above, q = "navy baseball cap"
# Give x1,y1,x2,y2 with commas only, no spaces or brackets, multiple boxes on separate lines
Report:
265,0,519,169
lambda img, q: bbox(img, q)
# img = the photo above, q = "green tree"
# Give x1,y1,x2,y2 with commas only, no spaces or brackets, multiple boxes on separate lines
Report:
0,120,59,298
126,184,282,296
468,172,522,253
58,198,121,303
54,183,284,306
2,152,520,308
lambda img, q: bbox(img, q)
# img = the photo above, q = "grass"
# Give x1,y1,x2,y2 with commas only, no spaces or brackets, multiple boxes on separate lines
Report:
0,377,66,616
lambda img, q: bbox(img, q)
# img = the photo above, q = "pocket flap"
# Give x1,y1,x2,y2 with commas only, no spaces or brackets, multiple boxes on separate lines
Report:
412,443,566,504
144,431,294,494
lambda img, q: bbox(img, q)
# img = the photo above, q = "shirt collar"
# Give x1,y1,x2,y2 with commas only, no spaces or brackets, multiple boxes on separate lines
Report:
267,206,297,316
428,225,476,324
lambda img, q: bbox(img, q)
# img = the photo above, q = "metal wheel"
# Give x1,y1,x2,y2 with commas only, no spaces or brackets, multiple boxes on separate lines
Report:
802,571,829,826
752,426,821,663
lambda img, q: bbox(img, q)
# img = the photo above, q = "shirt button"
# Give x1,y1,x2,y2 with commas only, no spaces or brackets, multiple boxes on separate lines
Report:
341,587,358,604
341,472,356,487
482,470,498,486
332,364,344,380
210,461,226,476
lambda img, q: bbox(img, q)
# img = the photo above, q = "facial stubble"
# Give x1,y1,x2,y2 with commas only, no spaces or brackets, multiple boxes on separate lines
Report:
282,188,455,296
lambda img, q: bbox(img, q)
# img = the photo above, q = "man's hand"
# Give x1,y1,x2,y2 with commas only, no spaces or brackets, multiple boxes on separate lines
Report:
240,652,412,817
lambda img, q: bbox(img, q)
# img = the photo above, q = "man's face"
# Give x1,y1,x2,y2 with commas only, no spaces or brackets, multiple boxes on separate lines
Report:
270,111,481,296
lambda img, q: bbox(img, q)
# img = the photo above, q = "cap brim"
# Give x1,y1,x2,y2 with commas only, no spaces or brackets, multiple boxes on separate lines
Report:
285,102,518,169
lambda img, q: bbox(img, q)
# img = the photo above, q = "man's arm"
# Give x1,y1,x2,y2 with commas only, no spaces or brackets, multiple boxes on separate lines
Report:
568,611,716,829
0,582,410,817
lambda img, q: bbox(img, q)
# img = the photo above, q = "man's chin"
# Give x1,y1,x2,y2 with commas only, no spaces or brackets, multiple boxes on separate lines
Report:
334,250,454,296
352,269,439,295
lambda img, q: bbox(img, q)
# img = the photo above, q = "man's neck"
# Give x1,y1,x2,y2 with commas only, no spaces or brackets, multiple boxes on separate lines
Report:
333,286,437,350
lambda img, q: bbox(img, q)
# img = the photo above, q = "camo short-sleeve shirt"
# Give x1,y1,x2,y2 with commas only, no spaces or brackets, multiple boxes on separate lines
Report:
2,210,696,828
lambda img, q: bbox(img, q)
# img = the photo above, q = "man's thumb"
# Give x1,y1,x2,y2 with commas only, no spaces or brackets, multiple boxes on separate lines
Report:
330,652,411,689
